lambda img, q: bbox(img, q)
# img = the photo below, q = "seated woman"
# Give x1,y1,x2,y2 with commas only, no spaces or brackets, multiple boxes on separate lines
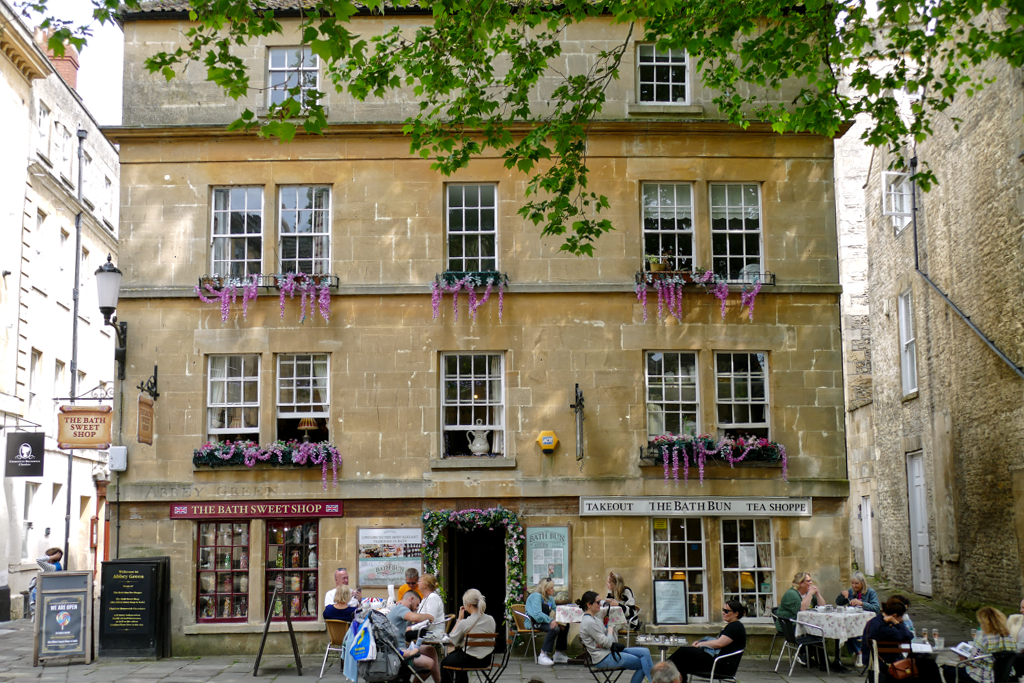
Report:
606,572,640,630
526,578,569,666
862,597,940,683
836,571,881,662
941,607,1016,683
323,585,356,621
441,589,495,683
667,601,746,682
578,591,653,683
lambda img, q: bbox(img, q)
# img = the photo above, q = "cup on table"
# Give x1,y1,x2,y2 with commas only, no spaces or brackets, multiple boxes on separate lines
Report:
936,638,945,649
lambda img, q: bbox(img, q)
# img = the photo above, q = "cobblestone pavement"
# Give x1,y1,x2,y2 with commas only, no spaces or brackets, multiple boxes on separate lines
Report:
0,590,978,683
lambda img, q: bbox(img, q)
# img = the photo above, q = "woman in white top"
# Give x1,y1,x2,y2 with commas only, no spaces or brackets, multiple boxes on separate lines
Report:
417,573,447,642
440,589,495,683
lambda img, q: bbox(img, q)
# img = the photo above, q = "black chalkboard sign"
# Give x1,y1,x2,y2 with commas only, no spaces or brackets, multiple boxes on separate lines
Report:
100,558,170,658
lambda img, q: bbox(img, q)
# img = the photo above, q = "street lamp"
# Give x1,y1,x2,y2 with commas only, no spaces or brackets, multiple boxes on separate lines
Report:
95,254,128,380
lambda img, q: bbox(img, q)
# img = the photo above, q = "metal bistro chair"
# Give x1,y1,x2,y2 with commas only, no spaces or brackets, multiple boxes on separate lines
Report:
617,607,642,647
775,616,829,676
583,651,628,683
511,604,542,662
319,619,351,679
767,608,782,661
941,650,1018,683
690,648,744,683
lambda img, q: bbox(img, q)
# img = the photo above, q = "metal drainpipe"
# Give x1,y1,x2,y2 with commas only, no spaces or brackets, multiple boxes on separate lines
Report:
908,155,1024,381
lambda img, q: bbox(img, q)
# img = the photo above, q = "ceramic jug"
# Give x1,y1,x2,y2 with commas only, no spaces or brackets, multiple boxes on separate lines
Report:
466,419,491,455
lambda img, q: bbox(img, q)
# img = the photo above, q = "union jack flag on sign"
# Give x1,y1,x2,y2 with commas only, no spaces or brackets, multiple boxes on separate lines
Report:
326,504,339,513
173,505,188,515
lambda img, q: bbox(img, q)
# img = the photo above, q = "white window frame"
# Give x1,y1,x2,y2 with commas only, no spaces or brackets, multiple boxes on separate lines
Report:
883,171,913,233
710,183,763,282
898,289,918,395
441,352,505,457
645,351,700,440
446,184,498,272
37,102,51,155
720,518,775,622
642,183,694,271
714,352,769,438
211,187,264,279
53,359,65,428
103,176,113,221
651,517,708,622
268,46,320,108
276,353,330,418
29,349,42,419
278,186,331,276
58,124,72,178
636,44,689,105
207,355,261,441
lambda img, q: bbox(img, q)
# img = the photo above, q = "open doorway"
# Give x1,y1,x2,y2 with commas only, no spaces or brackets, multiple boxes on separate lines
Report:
446,527,507,650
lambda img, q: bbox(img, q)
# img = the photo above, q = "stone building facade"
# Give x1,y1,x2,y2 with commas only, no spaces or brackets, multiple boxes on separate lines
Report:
108,6,851,654
0,0,119,617
855,55,1024,602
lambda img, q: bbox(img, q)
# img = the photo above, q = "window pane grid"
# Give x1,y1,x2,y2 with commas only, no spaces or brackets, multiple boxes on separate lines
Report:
646,351,699,438
642,183,694,271
446,184,497,272
198,522,250,622
265,521,319,620
898,291,917,394
652,518,707,620
638,45,688,104
277,354,329,416
208,355,260,440
721,518,774,620
279,186,331,275
715,352,769,434
268,47,319,107
710,183,762,281
212,187,263,278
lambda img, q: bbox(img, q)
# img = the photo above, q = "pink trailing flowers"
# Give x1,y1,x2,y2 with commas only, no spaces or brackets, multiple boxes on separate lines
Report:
648,432,788,485
432,272,507,322
636,268,764,323
195,274,260,324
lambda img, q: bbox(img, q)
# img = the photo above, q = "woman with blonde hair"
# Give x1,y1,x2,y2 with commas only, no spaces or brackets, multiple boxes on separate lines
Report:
526,578,569,665
941,607,1015,683
417,573,446,642
605,571,640,629
440,589,495,683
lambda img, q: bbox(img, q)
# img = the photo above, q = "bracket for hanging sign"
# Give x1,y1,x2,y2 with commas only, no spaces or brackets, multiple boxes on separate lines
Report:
137,365,159,401
569,384,585,471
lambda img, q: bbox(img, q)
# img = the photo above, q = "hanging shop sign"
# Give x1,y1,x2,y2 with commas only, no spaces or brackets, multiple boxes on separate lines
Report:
137,395,154,445
580,496,812,517
169,500,344,519
57,405,113,450
357,527,423,586
526,526,571,590
5,431,45,477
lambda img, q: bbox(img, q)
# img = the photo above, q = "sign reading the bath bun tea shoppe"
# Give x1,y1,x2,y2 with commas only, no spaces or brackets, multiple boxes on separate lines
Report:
580,496,812,517
169,500,344,518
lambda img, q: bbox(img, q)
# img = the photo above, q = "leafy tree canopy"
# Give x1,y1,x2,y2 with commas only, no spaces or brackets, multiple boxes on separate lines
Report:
24,0,1024,256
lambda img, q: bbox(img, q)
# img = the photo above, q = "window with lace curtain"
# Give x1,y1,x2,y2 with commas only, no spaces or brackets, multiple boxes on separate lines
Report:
652,518,707,621
721,518,774,621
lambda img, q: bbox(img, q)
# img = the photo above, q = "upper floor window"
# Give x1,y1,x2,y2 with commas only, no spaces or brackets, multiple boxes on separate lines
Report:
643,183,693,272
898,289,917,395
442,353,504,457
207,354,260,443
58,124,72,178
268,47,319,108
637,45,688,104
212,187,263,278
715,352,768,439
446,184,496,272
103,177,113,221
646,351,699,439
883,171,913,233
279,186,330,275
277,353,329,441
710,183,762,282
37,102,51,155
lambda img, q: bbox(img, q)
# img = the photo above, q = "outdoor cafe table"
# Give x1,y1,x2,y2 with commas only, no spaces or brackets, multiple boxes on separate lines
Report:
555,604,628,629
797,608,876,670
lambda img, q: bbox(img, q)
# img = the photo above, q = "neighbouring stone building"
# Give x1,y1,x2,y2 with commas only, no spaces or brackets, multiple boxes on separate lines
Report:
0,0,119,617
847,52,1024,603
107,4,852,654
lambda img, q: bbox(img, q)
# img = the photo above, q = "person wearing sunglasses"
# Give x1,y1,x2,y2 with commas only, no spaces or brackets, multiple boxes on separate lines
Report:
578,591,654,683
398,568,422,600
667,601,746,682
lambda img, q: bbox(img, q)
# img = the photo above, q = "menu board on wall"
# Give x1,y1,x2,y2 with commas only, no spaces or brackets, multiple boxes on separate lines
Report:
652,580,689,625
357,528,423,586
526,526,570,590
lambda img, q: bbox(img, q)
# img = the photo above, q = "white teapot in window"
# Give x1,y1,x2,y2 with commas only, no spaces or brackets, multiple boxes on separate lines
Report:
467,419,491,455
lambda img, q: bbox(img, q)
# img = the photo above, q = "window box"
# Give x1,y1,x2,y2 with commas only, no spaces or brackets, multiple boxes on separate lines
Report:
635,271,774,323
192,439,342,489
432,271,508,322
638,435,787,484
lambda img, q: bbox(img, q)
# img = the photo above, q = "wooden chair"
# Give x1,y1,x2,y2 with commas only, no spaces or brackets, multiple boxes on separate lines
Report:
319,619,351,679
583,651,628,683
442,633,506,683
510,604,542,662
689,648,744,683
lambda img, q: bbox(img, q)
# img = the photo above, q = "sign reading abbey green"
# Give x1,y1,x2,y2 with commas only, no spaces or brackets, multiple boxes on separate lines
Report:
579,496,812,517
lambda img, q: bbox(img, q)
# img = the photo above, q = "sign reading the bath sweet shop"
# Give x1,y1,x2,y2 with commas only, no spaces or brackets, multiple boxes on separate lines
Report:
57,406,113,450
169,500,344,519
579,496,812,517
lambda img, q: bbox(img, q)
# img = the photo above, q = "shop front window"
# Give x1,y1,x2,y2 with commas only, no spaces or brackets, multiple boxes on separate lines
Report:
652,517,707,621
721,518,774,621
265,520,319,620
198,522,250,622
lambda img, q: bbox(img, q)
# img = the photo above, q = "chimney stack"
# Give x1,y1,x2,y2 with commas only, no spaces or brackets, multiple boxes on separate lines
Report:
34,28,80,91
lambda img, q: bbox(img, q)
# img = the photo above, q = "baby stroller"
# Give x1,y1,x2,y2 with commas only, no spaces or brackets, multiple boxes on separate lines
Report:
358,611,405,683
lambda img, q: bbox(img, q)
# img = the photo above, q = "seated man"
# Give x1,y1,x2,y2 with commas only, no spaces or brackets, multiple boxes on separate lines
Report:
388,592,440,683
324,567,361,608
652,661,682,683
398,568,422,601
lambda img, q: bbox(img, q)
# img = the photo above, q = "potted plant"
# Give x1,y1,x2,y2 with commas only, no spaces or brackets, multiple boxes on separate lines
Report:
645,254,667,272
